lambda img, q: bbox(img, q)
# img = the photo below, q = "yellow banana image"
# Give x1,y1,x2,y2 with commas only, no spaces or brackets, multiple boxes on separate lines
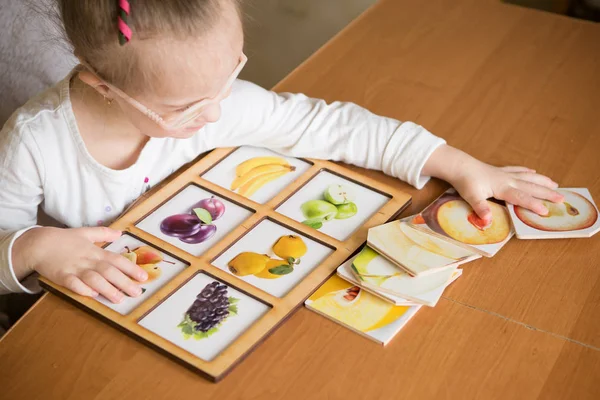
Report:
230,163,295,191
238,169,291,197
235,156,289,177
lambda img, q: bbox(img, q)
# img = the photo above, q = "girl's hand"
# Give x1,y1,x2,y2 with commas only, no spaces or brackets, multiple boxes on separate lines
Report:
423,145,564,223
13,227,148,303
451,162,564,223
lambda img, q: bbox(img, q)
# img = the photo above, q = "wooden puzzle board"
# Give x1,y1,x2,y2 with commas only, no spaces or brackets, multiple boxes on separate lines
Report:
39,146,411,381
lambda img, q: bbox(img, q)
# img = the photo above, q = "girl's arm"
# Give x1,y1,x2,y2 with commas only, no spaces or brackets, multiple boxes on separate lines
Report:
421,145,563,222
210,80,444,189
0,121,147,300
0,122,45,294
208,80,561,217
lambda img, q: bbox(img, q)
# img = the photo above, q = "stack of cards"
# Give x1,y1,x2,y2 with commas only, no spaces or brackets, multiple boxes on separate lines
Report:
306,187,599,345
305,273,421,345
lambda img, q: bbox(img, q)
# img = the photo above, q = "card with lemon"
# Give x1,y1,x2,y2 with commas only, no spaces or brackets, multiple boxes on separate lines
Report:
212,219,335,298
305,274,420,345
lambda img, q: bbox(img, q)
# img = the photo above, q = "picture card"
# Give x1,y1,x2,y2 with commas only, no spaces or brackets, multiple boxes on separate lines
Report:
349,246,458,307
202,146,311,204
97,234,188,315
305,274,420,345
136,185,253,257
367,216,479,276
507,188,600,239
337,255,462,306
276,170,390,241
408,188,514,257
139,273,270,362
337,257,419,306
212,219,335,297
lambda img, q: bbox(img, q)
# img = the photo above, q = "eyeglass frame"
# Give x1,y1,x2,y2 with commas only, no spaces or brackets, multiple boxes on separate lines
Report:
80,53,247,130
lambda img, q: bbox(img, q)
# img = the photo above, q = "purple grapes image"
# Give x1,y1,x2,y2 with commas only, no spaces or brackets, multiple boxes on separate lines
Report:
177,281,239,340
160,196,225,244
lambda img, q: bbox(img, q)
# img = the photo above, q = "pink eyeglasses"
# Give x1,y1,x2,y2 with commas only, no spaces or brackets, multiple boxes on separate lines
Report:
83,53,247,130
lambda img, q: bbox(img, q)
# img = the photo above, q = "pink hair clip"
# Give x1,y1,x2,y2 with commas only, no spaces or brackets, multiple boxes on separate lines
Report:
117,0,132,45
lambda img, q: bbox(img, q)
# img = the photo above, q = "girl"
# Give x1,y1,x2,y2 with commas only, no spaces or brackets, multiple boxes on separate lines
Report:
0,0,562,303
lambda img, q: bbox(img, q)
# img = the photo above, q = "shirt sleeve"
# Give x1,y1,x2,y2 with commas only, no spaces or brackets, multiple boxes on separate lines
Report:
0,120,44,294
208,79,446,189
0,227,41,294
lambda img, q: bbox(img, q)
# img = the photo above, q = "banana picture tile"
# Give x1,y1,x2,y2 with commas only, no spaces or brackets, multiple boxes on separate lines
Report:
276,170,390,241
305,274,421,345
136,184,254,257
211,219,335,297
408,188,514,257
507,188,600,239
202,146,312,204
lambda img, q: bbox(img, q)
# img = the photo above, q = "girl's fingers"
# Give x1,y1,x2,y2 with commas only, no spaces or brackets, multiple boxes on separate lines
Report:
63,274,98,297
513,172,559,190
501,166,536,173
514,179,563,203
80,270,124,304
503,187,548,215
97,262,143,298
470,200,492,222
460,194,493,222
104,250,148,282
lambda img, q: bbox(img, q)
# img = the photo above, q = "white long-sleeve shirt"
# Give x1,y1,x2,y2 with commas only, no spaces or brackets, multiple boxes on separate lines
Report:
0,70,445,294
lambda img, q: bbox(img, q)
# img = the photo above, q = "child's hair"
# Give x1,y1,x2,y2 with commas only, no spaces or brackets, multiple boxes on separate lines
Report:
45,0,242,93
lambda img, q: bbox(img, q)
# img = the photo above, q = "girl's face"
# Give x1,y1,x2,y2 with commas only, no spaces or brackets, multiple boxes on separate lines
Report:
90,1,244,139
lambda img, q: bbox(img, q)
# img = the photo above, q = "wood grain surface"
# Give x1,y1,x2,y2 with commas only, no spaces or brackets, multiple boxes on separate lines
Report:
1,0,599,398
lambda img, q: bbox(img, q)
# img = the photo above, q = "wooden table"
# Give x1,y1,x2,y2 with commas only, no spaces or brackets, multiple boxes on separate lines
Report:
2,0,600,398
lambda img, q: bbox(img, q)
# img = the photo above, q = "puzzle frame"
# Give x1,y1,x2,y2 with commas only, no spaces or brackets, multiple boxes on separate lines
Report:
39,146,411,382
